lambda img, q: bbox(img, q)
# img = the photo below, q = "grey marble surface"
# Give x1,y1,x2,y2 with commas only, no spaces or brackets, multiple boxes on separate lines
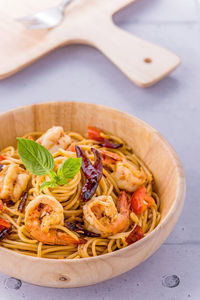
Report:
0,0,199,299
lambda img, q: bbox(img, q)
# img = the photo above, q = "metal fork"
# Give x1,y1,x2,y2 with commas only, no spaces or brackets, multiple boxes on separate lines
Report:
17,0,73,30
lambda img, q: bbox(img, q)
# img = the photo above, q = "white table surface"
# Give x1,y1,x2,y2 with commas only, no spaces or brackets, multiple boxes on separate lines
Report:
0,0,199,299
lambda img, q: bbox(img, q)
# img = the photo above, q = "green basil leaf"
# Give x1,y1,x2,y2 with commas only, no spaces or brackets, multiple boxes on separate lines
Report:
57,178,69,186
57,157,82,180
49,170,59,181
17,138,54,175
40,181,58,191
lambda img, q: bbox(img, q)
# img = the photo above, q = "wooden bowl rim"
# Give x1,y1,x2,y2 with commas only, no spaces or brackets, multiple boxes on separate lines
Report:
0,101,186,263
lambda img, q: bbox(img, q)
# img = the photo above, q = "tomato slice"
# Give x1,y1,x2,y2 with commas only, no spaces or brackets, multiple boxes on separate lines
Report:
131,186,155,215
88,126,104,142
0,154,5,161
0,217,12,240
0,217,11,230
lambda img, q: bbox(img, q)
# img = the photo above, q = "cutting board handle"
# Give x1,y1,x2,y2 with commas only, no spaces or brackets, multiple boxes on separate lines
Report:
89,20,180,87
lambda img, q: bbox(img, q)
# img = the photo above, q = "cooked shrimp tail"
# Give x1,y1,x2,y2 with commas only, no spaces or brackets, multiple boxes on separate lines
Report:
25,195,86,245
42,230,86,245
83,192,130,237
117,191,130,215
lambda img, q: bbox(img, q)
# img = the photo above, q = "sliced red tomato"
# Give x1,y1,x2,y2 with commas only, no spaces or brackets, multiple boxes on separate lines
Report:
126,225,144,245
0,217,11,229
0,154,5,161
88,126,104,142
0,217,12,240
131,186,155,215
88,126,123,149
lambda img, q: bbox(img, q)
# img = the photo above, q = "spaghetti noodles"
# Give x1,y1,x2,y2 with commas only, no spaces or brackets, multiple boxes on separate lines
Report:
0,127,160,259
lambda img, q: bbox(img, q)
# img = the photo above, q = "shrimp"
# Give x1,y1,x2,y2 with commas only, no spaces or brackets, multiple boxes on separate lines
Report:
83,192,130,237
25,195,85,245
0,164,30,203
0,200,9,213
67,142,77,152
100,150,122,166
37,126,71,154
112,161,146,193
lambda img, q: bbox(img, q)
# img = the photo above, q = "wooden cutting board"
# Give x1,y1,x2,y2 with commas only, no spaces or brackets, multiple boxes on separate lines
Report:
0,0,180,87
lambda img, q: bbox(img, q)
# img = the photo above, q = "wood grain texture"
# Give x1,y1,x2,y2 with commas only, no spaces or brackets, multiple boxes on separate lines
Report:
0,102,185,287
0,0,180,87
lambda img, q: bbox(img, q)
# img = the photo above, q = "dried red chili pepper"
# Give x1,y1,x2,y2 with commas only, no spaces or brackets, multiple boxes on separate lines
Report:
75,146,103,201
0,217,12,240
75,146,98,180
91,148,103,181
125,225,144,245
6,199,15,207
18,192,28,213
65,222,100,237
99,139,123,149
81,178,98,201
88,126,122,149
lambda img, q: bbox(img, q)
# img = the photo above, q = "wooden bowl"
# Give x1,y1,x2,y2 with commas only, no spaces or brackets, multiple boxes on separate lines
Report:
0,102,185,287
